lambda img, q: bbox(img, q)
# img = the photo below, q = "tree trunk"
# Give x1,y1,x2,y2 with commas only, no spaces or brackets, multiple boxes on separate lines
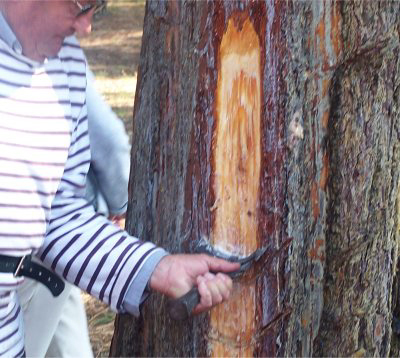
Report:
110,1,400,356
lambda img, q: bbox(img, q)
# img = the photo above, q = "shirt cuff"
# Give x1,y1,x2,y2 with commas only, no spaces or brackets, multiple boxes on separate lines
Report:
122,248,169,316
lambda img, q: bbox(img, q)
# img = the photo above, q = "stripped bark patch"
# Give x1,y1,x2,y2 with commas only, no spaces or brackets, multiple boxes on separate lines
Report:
211,16,261,357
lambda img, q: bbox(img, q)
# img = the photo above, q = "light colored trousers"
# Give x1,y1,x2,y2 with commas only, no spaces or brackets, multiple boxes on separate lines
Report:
18,279,93,358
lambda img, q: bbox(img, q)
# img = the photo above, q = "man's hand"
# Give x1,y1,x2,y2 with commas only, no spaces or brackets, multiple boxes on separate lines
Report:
149,254,240,315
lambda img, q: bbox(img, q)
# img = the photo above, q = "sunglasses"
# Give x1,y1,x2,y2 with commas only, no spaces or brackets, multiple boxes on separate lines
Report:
72,0,106,17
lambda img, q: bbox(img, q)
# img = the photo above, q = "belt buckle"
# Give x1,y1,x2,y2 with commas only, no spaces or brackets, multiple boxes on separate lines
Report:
13,255,26,277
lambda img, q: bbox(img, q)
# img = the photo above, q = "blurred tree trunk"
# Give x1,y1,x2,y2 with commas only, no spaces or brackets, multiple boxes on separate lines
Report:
110,1,400,356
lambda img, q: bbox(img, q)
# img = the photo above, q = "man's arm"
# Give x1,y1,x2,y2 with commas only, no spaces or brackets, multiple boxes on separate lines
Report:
40,187,237,316
37,102,160,314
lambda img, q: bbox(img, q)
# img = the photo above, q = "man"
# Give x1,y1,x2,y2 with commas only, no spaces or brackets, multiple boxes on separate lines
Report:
0,1,238,356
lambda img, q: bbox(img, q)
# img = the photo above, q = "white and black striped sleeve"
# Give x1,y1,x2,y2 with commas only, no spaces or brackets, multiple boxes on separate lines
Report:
38,88,167,314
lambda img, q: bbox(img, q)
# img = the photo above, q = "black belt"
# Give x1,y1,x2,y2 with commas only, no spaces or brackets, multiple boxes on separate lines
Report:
0,254,64,297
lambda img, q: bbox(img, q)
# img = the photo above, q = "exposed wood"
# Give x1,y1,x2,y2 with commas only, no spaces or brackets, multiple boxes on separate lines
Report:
210,17,261,357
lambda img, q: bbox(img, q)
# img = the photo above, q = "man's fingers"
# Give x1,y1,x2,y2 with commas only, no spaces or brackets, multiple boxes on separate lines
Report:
201,255,240,273
216,273,232,300
197,279,212,310
193,273,233,314
203,272,216,281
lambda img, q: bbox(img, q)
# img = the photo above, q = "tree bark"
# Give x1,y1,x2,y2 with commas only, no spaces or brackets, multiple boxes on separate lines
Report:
110,1,400,356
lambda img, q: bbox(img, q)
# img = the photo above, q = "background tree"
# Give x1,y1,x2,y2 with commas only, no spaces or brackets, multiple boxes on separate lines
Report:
111,1,400,356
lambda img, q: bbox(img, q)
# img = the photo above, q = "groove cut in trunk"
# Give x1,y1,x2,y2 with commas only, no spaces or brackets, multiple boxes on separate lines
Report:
210,16,261,357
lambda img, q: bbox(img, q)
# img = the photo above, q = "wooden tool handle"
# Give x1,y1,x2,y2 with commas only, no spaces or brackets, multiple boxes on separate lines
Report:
167,287,200,321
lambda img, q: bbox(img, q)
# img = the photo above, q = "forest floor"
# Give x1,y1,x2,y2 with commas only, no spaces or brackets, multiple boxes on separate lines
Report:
78,1,145,356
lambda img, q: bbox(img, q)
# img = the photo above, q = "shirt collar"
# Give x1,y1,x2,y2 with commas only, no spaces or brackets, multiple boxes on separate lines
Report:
0,11,23,55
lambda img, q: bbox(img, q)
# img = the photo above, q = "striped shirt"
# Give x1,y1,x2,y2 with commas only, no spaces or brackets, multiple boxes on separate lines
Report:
0,21,167,357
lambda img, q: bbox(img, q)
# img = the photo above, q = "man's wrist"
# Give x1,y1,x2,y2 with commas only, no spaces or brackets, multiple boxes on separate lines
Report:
148,255,169,293
122,249,169,316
